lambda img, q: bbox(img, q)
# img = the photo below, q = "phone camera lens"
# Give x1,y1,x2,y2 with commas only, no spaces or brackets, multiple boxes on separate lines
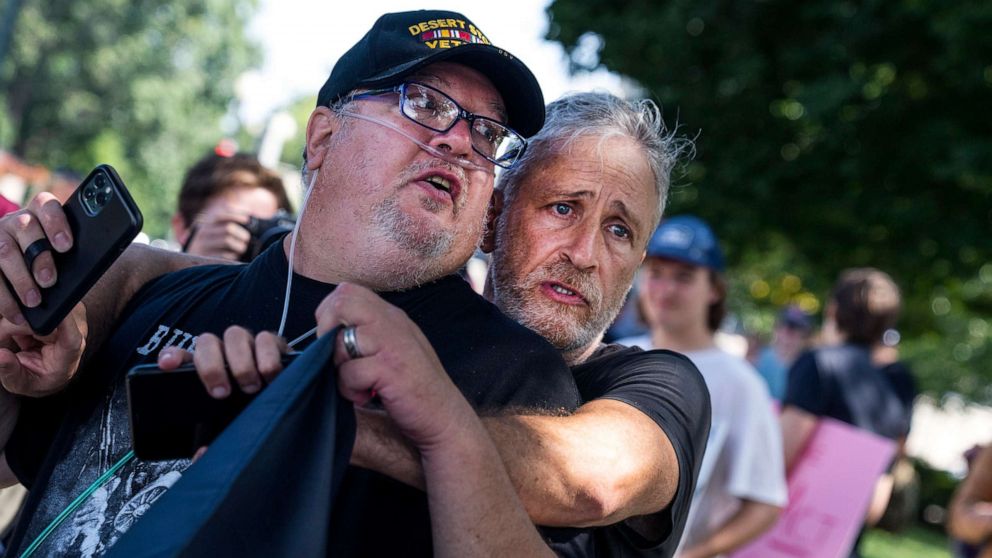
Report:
96,192,111,206
95,174,107,188
83,187,96,200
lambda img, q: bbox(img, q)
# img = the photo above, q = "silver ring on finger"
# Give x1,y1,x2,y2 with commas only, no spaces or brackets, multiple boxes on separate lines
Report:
342,325,363,359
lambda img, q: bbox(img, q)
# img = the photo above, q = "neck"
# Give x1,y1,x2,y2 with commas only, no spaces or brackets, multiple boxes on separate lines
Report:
287,218,449,291
562,337,605,366
650,323,714,353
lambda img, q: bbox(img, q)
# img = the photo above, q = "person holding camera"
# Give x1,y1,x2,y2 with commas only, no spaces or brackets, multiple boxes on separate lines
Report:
172,151,294,262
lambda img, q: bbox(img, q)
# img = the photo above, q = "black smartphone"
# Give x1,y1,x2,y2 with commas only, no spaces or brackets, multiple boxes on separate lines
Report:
17,164,143,335
126,353,299,461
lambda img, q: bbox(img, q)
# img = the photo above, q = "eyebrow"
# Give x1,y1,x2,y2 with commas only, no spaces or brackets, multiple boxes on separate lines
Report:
413,71,508,123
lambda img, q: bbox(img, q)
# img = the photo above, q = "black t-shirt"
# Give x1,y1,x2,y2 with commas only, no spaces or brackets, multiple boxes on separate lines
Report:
880,361,917,431
570,344,711,557
784,344,914,442
5,244,581,557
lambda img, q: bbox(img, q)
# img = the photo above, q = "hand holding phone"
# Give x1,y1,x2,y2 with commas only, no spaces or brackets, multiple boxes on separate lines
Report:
0,165,141,397
23,165,142,335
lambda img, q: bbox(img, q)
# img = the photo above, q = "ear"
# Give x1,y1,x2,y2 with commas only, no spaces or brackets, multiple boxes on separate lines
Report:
707,270,723,305
171,213,189,244
305,107,341,171
480,190,504,254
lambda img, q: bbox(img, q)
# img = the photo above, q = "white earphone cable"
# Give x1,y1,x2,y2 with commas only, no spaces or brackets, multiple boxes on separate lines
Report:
277,168,319,338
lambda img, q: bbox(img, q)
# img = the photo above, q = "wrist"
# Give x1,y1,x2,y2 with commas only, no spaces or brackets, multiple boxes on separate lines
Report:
417,405,490,464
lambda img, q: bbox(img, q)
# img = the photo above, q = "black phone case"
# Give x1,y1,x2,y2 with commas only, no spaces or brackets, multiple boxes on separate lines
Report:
20,164,143,335
126,353,298,461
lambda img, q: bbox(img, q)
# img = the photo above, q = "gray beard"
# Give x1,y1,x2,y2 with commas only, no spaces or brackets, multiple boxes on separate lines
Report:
491,254,630,355
367,195,477,289
371,195,453,259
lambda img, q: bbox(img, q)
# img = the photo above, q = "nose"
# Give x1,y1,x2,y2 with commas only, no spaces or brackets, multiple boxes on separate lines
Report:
429,117,474,160
649,274,679,299
561,221,600,271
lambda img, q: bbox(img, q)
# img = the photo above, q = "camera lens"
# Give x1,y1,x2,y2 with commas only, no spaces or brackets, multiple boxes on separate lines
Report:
83,186,96,200
95,174,107,188
96,191,111,206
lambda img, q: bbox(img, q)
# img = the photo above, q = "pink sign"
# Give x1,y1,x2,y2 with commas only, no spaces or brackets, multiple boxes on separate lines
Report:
732,417,896,558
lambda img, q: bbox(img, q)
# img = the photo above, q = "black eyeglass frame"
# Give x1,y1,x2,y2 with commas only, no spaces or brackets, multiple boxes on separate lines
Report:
352,82,528,169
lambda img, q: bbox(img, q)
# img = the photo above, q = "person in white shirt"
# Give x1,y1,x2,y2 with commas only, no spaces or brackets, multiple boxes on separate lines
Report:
617,215,787,558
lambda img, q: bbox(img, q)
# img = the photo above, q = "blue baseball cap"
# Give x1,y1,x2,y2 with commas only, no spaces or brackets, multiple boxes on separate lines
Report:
778,305,813,332
646,215,725,272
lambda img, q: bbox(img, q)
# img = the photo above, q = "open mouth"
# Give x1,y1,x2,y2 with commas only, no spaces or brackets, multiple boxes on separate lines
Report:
541,281,588,306
414,169,462,206
425,175,452,194
551,284,576,296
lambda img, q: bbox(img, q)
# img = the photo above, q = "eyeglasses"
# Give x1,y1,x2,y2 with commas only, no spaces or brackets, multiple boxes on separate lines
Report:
353,82,527,169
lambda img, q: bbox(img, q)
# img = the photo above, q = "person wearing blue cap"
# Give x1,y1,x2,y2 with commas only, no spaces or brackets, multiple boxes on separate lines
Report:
0,9,715,556
617,215,787,558
0,87,714,556
754,305,813,401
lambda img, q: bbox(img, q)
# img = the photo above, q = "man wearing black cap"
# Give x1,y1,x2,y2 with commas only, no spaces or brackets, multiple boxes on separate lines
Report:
0,87,714,557
617,216,786,558
0,10,577,556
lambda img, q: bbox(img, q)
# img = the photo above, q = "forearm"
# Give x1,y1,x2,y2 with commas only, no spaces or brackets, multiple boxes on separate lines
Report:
355,399,677,528
0,386,18,452
351,407,424,489
780,406,817,474
682,501,782,558
948,446,992,544
422,406,552,558
81,244,219,361
485,400,677,527
0,387,19,487
949,502,992,544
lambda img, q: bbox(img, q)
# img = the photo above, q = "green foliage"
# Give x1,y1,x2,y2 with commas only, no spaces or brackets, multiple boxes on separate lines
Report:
0,0,262,237
912,455,960,531
548,0,992,403
278,94,318,170
862,526,951,558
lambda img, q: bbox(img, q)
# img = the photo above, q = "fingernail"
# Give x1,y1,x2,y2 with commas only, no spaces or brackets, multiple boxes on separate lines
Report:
25,289,41,307
54,232,71,251
243,383,260,394
11,312,26,325
210,386,229,398
37,267,54,286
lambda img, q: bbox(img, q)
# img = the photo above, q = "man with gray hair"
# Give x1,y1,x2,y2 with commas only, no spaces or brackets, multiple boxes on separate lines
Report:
329,91,709,555
0,89,709,556
476,91,711,554
0,9,577,556
187,90,710,555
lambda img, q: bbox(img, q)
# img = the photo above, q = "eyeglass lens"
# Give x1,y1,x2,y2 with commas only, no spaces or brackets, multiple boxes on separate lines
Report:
400,83,520,167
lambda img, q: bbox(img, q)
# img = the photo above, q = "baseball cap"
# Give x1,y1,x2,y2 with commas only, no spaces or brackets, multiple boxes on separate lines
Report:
316,10,545,137
646,215,725,272
778,305,812,332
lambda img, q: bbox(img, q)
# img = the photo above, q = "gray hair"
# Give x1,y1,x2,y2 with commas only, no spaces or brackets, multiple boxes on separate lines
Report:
497,91,692,226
